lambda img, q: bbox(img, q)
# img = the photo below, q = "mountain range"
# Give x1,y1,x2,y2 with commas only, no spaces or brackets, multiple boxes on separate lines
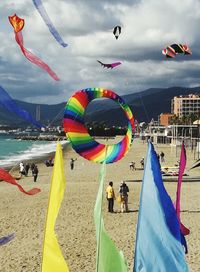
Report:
0,86,199,128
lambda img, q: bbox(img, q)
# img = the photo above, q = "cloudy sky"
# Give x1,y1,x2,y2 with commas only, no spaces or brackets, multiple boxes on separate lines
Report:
0,0,200,104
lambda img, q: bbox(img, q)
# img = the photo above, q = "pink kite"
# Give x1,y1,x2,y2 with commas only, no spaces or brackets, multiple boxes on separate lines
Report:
8,14,59,81
97,60,122,69
0,168,41,195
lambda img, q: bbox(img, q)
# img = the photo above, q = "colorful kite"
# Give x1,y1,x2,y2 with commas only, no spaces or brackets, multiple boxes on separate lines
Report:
32,0,68,48
63,88,134,271
63,88,135,163
97,60,122,69
0,168,41,195
0,233,15,246
8,14,60,81
162,44,192,58
113,25,121,39
0,85,44,129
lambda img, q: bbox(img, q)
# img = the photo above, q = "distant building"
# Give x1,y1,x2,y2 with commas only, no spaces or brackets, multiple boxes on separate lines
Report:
171,94,200,117
160,113,173,126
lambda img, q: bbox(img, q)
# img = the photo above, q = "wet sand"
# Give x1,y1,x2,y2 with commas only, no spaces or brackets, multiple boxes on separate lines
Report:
0,138,199,271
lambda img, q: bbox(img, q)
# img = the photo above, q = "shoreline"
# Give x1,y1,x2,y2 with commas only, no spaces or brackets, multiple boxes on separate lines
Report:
0,140,70,171
13,135,67,141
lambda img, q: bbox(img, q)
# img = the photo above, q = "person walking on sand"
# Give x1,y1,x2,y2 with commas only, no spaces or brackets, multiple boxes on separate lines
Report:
32,165,39,182
106,181,115,213
25,163,30,176
140,157,144,169
31,163,35,176
129,161,136,171
119,181,129,213
19,162,25,177
70,158,77,170
160,151,165,162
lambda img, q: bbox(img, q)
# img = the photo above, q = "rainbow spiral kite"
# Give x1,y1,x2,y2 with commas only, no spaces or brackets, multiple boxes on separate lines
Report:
63,88,135,163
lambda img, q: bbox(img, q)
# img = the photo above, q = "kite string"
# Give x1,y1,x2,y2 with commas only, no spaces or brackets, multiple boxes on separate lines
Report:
48,107,65,127
123,51,151,122
131,75,151,123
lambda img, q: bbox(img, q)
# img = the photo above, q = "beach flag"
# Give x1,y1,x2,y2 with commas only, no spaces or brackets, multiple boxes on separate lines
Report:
0,233,15,246
175,142,190,253
42,143,69,272
134,142,189,272
94,158,127,272
176,142,187,221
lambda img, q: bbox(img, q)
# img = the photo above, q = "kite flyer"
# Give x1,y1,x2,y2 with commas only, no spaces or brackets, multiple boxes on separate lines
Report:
106,181,116,213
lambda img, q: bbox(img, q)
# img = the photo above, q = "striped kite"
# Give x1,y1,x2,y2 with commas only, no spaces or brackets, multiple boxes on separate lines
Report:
162,44,192,58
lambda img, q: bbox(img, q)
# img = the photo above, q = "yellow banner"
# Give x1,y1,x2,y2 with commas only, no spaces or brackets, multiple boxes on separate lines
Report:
42,143,69,272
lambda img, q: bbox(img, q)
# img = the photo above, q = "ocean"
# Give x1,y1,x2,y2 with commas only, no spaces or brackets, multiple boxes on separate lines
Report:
0,134,69,169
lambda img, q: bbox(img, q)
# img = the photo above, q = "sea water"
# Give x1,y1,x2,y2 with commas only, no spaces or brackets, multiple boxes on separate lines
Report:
0,134,68,168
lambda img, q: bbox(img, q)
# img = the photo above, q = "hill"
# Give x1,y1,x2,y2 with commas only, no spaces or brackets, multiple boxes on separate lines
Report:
0,86,199,128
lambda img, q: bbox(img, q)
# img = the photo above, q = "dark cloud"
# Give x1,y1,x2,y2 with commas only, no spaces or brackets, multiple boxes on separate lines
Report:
0,0,200,104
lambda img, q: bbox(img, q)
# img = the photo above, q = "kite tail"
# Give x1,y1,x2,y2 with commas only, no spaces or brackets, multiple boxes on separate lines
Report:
0,85,44,129
32,0,67,47
15,31,60,81
0,168,41,196
0,233,15,246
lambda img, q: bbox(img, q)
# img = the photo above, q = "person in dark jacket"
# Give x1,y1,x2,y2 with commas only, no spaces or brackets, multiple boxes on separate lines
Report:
32,165,39,182
119,181,129,212
25,163,30,176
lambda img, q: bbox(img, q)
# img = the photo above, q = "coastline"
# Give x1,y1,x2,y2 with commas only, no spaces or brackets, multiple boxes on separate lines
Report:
0,140,70,171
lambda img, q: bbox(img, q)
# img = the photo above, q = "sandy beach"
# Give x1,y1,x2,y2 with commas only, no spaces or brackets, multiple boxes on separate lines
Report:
0,138,199,272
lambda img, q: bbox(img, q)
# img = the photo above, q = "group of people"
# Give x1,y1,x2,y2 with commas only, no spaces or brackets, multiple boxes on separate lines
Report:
44,157,54,167
129,151,165,171
19,162,39,182
129,158,144,170
106,181,129,213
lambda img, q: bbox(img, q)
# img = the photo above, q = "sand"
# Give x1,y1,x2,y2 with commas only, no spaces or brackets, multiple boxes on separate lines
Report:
0,138,199,272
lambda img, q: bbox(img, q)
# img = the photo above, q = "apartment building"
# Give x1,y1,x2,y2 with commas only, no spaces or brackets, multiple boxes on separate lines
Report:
160,113,174,126
171,94,200,117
